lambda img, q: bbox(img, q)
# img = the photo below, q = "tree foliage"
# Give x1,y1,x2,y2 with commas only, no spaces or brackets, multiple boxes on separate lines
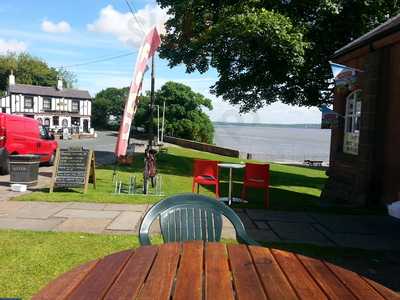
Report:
155,81,214,143
93,82,214,143
157,0,400,111
0,52,76,94
92,87,129,129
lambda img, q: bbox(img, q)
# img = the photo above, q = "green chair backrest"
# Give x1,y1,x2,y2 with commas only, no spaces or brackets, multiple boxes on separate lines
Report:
139,193,258,245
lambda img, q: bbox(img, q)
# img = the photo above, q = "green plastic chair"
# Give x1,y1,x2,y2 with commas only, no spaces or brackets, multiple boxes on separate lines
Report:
139,193,258,245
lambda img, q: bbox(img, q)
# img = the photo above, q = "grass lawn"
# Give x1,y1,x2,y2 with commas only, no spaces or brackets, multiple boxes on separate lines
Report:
1,229,399,299
0,230,140,299
14,146,384,214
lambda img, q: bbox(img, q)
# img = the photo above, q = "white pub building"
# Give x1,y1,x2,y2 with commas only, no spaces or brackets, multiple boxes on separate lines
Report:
0,72,92,133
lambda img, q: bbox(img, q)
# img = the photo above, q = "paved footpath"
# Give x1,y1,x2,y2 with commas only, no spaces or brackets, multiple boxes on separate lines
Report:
1,199,400,250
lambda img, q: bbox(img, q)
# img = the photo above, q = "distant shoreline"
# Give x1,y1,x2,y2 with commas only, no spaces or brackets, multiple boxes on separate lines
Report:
213,122,322,129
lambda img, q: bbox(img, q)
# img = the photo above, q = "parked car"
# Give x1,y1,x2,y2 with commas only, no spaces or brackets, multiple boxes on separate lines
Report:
0,113,58,175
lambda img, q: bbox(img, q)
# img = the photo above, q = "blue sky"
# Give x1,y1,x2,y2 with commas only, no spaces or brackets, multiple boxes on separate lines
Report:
0,0,322,124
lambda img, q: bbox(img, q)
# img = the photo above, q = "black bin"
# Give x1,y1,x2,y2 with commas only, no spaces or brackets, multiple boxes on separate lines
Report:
9,155,40,186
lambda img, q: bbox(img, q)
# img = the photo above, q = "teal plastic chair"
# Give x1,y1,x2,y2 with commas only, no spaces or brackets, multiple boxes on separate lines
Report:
139,193,258,245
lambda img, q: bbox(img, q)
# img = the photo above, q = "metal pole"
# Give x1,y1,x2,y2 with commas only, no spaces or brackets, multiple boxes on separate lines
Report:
161,100,165,143
157,105,160,145
148,55,155,148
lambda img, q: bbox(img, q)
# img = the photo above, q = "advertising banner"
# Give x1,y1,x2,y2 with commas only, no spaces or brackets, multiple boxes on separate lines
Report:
115,27,161,157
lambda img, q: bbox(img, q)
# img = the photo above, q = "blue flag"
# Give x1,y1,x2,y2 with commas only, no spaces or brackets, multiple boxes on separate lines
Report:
329,61,361,87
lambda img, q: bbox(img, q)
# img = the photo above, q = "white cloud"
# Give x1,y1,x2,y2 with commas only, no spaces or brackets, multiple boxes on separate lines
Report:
41,20,71,33
0,38,27,54
87,4,168,48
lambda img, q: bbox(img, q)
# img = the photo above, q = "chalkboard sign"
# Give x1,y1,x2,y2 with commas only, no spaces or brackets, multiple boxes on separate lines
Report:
49,147,96,193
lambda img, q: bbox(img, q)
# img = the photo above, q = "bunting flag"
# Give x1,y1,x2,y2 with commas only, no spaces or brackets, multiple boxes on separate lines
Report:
329,61,362,91
115,27,161,157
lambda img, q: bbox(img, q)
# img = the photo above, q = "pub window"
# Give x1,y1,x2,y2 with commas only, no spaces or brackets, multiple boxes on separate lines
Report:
44,118,50,127
72,100,80,112
43,97,52,110
62,118,68,128
53,116,59,126
343,89,362,155
24,96,34,109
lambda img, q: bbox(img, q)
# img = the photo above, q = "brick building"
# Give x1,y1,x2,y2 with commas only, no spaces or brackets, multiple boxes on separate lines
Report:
322,15,400,206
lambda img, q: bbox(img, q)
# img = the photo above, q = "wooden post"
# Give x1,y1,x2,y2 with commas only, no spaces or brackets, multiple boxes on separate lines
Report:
49,148,60,193
90,151,96,189
83,150,93,193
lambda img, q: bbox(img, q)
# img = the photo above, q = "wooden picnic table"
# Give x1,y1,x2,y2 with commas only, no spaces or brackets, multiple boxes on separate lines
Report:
33,241,399,300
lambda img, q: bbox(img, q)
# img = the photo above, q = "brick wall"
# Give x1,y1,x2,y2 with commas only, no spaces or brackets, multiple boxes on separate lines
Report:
321,50,382,207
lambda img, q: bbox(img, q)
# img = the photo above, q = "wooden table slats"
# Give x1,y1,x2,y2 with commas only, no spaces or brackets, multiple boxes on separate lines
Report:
249,245,298,300
364,278,400,300
67,249,133,300
325,262,386,300
271,249,329,300
31,260,99,300
33,242,400,300
298,254,357,300
227,244,267,300
137,242,180,300
205,242,235,300
173,241,203,300
103,246,158,300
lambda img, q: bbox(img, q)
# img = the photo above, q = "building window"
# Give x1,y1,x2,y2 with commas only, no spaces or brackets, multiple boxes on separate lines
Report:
53,116,59,126
72,100,80,112
71,117,80,126
24,96,33,109
43,97,52,110
56,99,67,111
1,108,5,113
62,118,68,128
343,89,362,155
44,118,50,127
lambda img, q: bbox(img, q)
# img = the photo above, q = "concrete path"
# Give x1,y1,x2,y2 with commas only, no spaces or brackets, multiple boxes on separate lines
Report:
0,200,399,250
0,166,53,202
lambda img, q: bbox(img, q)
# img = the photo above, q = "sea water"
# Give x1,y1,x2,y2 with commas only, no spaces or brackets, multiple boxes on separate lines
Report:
213,123,331,163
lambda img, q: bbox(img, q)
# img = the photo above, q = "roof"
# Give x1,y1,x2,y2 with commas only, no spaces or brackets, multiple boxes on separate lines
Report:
333,13,400,58
8,83,92,99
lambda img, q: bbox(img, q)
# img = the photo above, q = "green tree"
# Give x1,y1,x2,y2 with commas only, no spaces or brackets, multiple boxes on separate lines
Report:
156,82,214,143
135,82,215,143
157,0,400,111
92,87,129,129
0,52,75,94
95,82,214,142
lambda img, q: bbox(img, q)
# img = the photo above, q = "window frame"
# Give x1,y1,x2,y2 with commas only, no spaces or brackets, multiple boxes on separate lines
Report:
71,100,80,113
24,96,34,109
343,89,362,155
52,116,59,126
43,97,52,111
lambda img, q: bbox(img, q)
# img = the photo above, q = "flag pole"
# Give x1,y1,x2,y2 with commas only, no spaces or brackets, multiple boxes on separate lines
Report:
148,55,155,149
157,105,160,145
161,100,165,143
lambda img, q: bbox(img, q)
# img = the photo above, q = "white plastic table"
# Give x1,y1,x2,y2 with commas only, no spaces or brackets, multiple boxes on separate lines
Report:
218,163,247,205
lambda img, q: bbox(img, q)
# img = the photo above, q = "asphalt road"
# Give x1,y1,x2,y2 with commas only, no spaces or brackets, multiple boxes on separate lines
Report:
59,131,118,152
59,131,147,165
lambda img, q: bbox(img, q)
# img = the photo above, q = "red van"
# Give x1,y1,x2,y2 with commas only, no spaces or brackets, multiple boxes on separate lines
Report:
0,113,58,174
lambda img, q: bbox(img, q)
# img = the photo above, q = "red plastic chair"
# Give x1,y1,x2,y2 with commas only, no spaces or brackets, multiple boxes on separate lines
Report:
192,159,219,197
241,163,270,208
